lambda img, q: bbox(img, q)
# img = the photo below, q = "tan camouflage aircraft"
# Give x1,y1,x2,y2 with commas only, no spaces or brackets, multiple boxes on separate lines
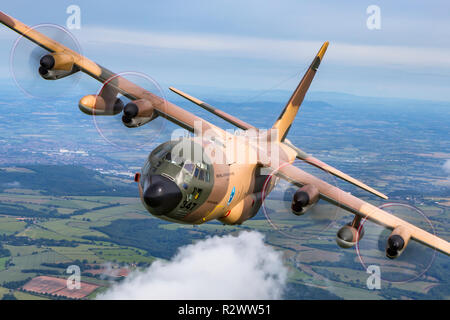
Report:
1,11,449,259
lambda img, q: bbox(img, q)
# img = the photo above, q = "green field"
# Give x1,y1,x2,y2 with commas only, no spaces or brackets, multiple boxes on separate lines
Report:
0,165,448,300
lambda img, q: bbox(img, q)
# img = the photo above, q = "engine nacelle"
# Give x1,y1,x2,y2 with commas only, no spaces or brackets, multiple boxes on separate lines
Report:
79,94,124,116
386,226,411,259
291,184,319,215
336,223,365,248
39,53,79,80
122,99,157,127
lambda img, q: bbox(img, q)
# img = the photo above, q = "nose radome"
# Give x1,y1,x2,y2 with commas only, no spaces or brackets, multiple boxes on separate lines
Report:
143,175,182,215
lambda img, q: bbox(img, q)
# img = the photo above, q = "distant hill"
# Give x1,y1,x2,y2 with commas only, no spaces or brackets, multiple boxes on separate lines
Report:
0,165,136,197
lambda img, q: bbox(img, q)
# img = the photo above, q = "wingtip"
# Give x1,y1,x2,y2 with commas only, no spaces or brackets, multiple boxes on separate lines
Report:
378,193,389,200
169,86,184,96
317,41,329,60
365,186,388,200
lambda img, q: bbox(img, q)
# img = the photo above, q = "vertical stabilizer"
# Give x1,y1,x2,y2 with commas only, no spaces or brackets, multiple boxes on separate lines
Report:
272,41,328,141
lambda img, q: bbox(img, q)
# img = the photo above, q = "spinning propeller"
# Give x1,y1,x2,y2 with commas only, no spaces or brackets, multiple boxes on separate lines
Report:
356,203,437,283
10,24,168,151
10,23,82,99
84,71,168,150
262,159,344,241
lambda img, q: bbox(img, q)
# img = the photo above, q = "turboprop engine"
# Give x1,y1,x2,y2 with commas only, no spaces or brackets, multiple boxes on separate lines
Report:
38,53,79,80
121,99,157,127
291,184,319,215
386,226,411,259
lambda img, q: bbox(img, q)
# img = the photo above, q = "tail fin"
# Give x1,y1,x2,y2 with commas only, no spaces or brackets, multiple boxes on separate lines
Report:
272,41,328,141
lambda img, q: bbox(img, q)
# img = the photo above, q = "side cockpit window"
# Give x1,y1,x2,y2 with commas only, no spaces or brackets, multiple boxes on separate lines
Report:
198,169,205,181
159,146,184,167
182,162,211,182
196,167,210,182
183,162,195,174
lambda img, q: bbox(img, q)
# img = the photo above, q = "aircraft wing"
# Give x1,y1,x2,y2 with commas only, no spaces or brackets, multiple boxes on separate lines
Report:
0,11,220,134
274,161,450,256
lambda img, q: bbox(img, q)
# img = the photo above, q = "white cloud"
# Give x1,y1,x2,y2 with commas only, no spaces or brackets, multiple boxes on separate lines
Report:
97,231,288,300
444,159,450,174
443,160,450,187
75,27,450,68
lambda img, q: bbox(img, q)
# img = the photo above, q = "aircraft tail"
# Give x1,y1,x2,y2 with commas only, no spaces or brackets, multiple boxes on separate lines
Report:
272,41,329,141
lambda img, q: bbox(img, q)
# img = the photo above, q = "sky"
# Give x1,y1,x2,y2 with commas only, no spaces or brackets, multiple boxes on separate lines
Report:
0,0,450,101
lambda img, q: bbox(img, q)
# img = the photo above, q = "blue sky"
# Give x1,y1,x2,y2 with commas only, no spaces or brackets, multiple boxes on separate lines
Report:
1,0,450,101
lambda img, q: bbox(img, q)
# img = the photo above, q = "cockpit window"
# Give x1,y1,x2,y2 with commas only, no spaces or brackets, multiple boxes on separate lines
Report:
160,149,184,167
183,163,195,174
182,161,211,182
173,157,184,167
154,147,168,159
198,169,205,181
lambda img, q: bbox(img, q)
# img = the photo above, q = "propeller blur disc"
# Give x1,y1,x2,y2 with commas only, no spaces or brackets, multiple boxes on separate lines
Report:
356,202,436,283
261,158,344,241
10,23,82,99
92,71,167,151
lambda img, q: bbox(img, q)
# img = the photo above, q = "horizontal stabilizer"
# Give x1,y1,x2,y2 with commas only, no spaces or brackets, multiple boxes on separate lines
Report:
284,139,388,200
169,87,254,130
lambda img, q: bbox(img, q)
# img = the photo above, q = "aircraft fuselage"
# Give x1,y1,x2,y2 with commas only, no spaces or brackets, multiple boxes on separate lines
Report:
137,136,292,225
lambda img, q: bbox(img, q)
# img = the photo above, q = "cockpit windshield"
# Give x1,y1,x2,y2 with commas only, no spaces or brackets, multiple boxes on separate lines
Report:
146,140,212,184
183,162,195,174
184,162,210,182
152,142,185,168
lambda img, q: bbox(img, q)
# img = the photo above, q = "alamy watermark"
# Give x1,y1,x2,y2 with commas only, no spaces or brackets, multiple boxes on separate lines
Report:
66,265,81,290
169,122,282,167
366,5,381,30
66,5,81,30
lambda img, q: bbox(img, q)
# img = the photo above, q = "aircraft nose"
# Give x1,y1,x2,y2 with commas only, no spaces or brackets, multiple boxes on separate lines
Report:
143,175,182,215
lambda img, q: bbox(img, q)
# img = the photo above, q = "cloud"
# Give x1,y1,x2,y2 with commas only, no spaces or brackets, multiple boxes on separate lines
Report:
76,27,450,68
2,181,20,188
444,159,450,175
97,231,288,300
443,160,450,187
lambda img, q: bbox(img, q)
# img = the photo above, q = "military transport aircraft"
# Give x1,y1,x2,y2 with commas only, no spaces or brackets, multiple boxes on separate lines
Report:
1,11,449,260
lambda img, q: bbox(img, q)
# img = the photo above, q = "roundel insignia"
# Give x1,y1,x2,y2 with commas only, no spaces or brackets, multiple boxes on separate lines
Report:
227,186,235,205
